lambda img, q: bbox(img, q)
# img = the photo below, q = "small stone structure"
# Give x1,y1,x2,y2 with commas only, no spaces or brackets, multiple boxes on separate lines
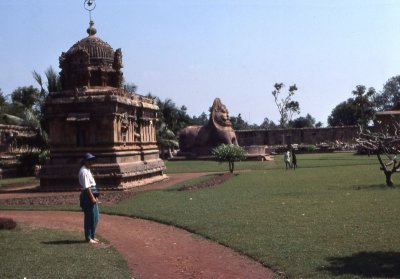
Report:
40,21,165,191
375,102,400,129
179,98,238,157
0,124,36,178
0,124,35,154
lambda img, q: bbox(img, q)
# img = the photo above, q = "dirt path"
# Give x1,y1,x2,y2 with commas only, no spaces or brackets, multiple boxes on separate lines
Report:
0,173,276,279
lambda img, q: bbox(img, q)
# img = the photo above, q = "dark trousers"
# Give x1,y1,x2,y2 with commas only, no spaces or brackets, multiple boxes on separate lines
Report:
80,190,99,241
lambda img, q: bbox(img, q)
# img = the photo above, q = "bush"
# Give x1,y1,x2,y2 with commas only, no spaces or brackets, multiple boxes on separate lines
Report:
0,218,17,230
18,150,49,176
212,144,246,173
298,144,316,153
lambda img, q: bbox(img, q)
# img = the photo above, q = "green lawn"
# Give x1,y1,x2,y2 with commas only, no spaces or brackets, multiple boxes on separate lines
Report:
165,152,376,173
0,177,37,187
2,153,399,278
103,153,400,278
0,225,131,279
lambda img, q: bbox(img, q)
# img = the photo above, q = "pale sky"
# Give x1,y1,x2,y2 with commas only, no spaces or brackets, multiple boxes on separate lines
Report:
0,0,399,126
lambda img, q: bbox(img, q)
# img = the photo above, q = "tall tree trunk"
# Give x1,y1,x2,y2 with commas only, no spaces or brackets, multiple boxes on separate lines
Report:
385,171,394,187
377,153,395,187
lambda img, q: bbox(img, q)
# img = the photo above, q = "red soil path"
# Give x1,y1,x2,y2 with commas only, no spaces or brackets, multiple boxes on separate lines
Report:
0,173,276,279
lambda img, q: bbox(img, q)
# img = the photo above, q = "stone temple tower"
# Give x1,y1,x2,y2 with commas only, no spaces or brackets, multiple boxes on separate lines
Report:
40,20,166,191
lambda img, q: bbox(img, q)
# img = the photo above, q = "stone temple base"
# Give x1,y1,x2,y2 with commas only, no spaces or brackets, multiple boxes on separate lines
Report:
40,158,166,191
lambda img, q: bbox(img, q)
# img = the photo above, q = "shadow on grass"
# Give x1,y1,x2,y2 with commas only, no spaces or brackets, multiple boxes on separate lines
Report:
318,251,400,278
42,240,87,245
352,184,390,190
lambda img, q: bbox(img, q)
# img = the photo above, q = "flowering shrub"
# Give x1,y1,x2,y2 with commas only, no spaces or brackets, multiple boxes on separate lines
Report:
212,144,246,173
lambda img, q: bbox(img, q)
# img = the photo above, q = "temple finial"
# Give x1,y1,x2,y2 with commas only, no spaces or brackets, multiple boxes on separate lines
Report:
84,0,97,36
87,20,97,36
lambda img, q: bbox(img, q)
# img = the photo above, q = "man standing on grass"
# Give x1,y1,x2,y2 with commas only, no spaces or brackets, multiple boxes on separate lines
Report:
284,150,291,170
292,150,297,170
79,153,100,244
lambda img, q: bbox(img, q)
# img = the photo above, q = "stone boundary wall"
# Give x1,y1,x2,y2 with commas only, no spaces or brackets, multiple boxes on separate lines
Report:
236,126,358,146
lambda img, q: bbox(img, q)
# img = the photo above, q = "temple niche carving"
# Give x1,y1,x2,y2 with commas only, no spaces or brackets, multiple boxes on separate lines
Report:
40,20,166,191
179,98,238,157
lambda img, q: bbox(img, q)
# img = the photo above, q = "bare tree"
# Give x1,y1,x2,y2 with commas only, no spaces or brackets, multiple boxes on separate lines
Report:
356,123,400,186
271,83,300,128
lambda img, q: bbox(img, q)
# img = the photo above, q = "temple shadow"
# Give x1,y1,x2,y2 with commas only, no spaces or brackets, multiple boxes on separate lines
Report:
42,240,86,245
318,251,400,278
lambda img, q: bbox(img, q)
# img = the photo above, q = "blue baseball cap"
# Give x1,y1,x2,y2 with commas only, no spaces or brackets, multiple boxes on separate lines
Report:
83,153,95,161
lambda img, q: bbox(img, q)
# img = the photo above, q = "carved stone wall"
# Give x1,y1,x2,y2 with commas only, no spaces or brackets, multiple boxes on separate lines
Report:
40,88,165,191
236,126,358,146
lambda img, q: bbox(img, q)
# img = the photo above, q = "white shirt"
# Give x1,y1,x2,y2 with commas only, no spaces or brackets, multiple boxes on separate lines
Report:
78,165,96,189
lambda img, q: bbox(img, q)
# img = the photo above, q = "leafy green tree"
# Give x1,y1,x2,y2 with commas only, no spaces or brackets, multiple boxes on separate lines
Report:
190,112,209,125
123,82,138,93
212,144,246,173
327,99,358,126
0,88,6,107
31,67,62,149
289,113,316,128
352,85,375,127
259,117,278,129
145,95,191,155
156,98,191,135
374,75,400,111
271,83,300,128
230,113,250,130
11,86,40,110
328,85,375,127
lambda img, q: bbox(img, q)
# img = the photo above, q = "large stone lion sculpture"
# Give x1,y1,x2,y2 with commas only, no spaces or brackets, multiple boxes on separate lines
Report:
179,98,238,157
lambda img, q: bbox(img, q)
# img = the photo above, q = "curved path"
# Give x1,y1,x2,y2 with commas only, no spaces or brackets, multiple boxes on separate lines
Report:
1,173,276,279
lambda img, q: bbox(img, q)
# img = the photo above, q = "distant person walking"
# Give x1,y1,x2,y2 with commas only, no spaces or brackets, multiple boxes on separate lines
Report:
292,150,297,170
284,150,291,170
79,153,100,244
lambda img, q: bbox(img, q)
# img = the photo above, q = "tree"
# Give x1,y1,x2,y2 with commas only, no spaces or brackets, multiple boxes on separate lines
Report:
374,75,400,111
352,85,375,127
190,112,209,125
328,98,358,126
32,67,61,150
356,124,400,187
289,113,316,128
259,117,277,129
328,85,375,127
271,83,300,128
230,113,250,130
123,82,138,93
148,96,192,155
11,86,40,110
157,122,179,158
156,98,191,135
0,88,6,107
212,144,246,173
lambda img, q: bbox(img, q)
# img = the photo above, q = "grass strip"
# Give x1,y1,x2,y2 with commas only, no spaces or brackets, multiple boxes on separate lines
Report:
0,224,131,279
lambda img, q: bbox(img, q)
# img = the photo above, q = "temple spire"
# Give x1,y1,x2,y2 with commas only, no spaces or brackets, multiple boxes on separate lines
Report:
87,20,97,36
84,0,97,36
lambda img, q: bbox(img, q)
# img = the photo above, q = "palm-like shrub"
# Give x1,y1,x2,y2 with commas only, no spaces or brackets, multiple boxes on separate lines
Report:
212,144,246,173
157,123,179,158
